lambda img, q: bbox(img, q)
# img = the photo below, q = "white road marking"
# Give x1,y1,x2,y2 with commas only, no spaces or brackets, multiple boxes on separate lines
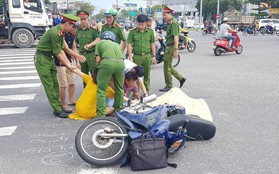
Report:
0,126,17,136
0,94,36,101
79,167,117,174
0,70,37,74
0,59,33,63
0,62,34,66
0,76,39,80
0,66,35,70
0,107,28,116
0,83,41,89
0,56,33,60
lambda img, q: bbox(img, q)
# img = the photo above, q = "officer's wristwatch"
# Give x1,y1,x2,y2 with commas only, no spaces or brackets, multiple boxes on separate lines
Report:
174,48,179,50
152,55,156,57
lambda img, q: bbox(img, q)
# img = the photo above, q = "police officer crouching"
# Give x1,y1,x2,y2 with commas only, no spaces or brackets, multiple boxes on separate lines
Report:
95,31,125,116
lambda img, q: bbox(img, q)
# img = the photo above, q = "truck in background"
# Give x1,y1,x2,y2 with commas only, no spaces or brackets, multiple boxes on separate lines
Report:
223,11,255,30
0,0,49,48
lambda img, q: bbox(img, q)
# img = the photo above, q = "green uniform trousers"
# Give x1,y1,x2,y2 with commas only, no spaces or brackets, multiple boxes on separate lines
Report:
34,53,62,112
133,54,151,93
96,60,124,116
163,47,183,88
80,52,96,75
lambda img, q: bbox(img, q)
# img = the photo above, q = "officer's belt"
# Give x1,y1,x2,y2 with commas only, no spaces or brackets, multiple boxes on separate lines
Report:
102,57,124,62
81,50,94,54
35,51,53,57
133,52,150,56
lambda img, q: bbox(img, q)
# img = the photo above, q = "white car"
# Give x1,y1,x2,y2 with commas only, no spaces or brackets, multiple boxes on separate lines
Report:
258,19,279,30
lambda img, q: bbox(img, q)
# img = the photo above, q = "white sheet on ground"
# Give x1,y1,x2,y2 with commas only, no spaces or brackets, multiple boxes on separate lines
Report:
148,87,213,122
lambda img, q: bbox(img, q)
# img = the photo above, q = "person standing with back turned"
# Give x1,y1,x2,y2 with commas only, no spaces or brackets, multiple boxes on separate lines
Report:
159,5,186,92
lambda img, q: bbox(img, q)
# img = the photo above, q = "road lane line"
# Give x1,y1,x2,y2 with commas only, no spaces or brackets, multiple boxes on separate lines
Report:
0,94,36,101
0,76,39,80
0,126,17,137
0,83,41,89
0,107,28,116
0,56,33,60
0,59,33,63
0,66,35,70
0,70,37,74
0,62,34,66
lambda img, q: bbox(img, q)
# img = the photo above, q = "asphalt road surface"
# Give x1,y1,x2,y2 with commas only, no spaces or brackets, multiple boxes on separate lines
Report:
0,31,278,174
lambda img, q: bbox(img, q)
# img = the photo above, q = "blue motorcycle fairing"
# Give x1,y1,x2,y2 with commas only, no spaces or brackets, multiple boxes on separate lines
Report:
128,119,170,139
118,105,169,130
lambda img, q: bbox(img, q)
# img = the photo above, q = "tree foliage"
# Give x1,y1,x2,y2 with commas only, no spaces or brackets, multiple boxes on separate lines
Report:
70,0,95,15
196,0,242,21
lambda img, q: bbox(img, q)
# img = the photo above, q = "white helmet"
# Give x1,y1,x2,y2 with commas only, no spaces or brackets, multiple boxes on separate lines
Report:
223,17,229,22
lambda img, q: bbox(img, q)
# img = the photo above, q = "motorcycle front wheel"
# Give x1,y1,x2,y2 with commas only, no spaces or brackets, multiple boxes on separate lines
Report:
75,117,129,167
242,30,247,36
235,45,243,54
187,41,196,52
172,54,180,67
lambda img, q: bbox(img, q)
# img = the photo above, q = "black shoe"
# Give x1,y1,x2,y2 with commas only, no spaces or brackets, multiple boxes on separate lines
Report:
179,78,186,88
159,87,171,92
53,111,69,118
63,107,73,113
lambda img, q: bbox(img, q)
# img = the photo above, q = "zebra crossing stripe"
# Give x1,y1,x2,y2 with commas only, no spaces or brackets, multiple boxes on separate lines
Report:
0,66,35,70
0,126,17,137
0,70,37,74
0,83,41,89
0,62,34,66
0,76,39,80
0,107,28,116
0,56,34,60
0,94,36,101
0,59,33,63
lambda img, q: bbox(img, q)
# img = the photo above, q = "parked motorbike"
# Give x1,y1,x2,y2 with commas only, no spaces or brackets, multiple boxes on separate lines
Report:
213,32,243,56
242,25,258,36
75,95,189,167
260,25,275,35
202,26,217,35
156,34,180,67
179,31,196,52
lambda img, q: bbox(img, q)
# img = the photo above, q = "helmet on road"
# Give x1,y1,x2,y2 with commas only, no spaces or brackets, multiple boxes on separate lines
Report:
105,8,117,17
223,17,229,22
101,31,116,42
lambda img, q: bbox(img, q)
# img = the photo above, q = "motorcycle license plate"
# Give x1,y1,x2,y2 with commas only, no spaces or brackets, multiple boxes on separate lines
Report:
213,45,216,49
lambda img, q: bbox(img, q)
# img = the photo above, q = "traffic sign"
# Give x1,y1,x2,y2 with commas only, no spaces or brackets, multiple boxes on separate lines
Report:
138,7,143,13
157,8,162,12
216,14,220,19
129,11,137,17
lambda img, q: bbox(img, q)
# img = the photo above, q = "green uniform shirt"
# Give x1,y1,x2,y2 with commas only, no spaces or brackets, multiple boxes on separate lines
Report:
127,27,155,55
100,23,126,45
165,17,179,46
76,27,99,53
36,25,64,55
95,40,124,59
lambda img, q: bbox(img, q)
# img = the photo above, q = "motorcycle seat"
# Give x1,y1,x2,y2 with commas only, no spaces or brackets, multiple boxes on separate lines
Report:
165,114,189,132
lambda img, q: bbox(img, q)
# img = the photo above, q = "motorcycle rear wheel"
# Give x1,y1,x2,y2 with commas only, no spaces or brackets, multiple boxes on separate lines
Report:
187,41,196,52
242,30,247,36
75,117,128,167
235,45,243,54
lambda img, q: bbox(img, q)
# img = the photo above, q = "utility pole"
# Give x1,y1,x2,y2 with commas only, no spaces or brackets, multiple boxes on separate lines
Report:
199,0,203,30
216,0,219,29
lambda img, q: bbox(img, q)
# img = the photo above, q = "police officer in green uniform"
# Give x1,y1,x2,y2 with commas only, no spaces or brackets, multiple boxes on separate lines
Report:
86,8,126,51
75,10,99,77
95,31,125,116
127,14,156,94
159,5,186,92
34,14,82,118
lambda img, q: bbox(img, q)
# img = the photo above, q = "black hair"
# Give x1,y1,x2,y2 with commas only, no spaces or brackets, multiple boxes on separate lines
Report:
60,20,67,24
92,67,99,84
137,14,148,23
133,66,144,77
125,71,138,82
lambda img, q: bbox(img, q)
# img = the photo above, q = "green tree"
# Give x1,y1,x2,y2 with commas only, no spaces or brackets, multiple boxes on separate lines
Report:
118,9,128,21
196,0,242,21
70,1,95,15
92,11,105,22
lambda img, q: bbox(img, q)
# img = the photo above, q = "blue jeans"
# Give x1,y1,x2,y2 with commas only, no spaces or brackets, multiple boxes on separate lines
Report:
223,35,236,47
